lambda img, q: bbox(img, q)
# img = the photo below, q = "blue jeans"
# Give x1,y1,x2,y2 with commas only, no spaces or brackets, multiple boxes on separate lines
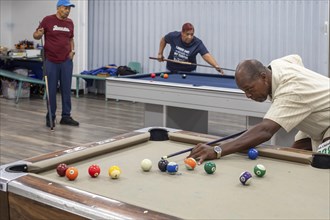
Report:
45,59,73,120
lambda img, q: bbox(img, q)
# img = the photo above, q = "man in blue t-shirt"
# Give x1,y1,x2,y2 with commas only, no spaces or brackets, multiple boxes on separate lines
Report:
157,23,224,74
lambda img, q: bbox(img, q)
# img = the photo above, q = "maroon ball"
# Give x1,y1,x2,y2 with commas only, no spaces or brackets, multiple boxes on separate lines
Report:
56,163,68,177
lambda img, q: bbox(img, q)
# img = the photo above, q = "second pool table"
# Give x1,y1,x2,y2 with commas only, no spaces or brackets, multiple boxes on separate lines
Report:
106,71,295,146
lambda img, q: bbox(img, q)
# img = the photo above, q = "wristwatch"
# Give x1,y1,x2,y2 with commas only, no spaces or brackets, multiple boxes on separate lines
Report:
214,145,222,159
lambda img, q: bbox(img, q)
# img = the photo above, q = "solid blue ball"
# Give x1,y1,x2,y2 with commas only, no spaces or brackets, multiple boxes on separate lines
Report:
248,148,259,160
166,162,178,174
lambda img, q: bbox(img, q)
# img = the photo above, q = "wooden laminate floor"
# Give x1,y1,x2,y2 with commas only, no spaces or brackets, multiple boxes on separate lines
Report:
0,93,245,165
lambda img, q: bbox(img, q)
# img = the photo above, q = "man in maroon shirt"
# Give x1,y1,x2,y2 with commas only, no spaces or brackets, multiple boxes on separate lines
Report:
33,0,79,127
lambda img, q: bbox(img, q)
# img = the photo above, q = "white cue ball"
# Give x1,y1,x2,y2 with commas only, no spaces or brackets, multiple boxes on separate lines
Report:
141,159,152,172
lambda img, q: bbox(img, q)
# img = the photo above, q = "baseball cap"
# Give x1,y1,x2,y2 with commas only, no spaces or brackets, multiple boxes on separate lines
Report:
57,0,75,7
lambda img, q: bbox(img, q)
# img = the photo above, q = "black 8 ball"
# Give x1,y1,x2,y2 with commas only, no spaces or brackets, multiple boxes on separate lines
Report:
182,74,187,79
158,159,169,172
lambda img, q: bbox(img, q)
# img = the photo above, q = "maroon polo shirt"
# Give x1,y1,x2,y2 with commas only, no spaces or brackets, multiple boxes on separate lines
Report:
38,14,74,63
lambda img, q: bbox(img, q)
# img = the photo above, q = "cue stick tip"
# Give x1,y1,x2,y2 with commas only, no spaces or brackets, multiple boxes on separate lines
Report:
161,156,167,160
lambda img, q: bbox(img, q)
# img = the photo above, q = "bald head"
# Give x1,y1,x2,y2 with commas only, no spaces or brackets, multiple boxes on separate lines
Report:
235,59,267,83
234,59,272,102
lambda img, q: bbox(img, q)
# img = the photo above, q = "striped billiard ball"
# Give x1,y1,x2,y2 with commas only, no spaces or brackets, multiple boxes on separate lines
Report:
254,164,266,177
239,171,252,185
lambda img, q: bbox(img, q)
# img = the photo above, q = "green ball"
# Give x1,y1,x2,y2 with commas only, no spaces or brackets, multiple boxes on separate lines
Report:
204,161,216,174
254,164,266,177
160,73,164,78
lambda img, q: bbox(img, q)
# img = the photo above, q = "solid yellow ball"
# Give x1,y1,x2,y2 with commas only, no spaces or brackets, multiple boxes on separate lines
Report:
108,165,121,179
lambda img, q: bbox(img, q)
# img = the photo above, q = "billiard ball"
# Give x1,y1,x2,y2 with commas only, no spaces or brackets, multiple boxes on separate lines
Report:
182,74,187,79
248,148,259,160
56,163,68,177
163,73,169,79
160,73,164,78
66,167,78,181
158,159,169,172
254,164,266,177
151,73,156,78
239,171,252,185
141,159,152,172
204,161,216,174
88,164,101,177
108,165,121,179
184,157,197,170
166,162,178,174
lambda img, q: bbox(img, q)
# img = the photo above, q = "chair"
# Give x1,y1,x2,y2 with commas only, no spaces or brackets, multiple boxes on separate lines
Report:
128,61,142,73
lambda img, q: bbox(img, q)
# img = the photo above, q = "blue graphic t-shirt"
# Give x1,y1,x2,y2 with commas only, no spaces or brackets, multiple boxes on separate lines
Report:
164,31,208,72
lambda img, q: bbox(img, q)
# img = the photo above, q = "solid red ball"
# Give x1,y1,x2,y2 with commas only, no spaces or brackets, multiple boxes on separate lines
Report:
88,164,101,178
151,73,156,78
56,163,68,177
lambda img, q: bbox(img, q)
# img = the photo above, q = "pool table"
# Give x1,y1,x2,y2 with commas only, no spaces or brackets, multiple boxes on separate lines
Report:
0,127,329,219
105,71,294,146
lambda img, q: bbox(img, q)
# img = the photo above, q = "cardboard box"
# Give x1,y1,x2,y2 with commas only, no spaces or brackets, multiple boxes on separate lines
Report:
1,79,30,99
26,49,41,58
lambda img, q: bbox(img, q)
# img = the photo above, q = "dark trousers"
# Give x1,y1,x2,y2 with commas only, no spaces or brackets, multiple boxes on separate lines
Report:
45,59,73,120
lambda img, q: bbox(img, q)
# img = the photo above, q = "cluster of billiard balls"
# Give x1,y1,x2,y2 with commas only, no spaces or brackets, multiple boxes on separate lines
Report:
56,163,121,181
140,157,216,175
239,164,267,185
239,148,266,185
150,73,187,79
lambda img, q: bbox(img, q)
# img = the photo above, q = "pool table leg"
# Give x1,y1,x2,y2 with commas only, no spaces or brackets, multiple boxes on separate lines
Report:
144,104,208,133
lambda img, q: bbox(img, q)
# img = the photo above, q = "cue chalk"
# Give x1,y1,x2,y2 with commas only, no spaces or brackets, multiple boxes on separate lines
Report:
161,130,247,160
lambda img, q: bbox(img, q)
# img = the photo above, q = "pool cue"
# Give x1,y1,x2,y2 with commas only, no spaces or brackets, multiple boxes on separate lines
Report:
161,130,246,160
40,33,54,131
149,56,235,72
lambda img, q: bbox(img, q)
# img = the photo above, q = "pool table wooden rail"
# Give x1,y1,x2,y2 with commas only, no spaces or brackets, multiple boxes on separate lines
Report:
6,175,179,220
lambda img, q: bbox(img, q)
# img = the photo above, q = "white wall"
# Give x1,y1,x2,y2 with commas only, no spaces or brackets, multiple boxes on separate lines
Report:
1,0,329,78
0,0,88,88
88,0,329,76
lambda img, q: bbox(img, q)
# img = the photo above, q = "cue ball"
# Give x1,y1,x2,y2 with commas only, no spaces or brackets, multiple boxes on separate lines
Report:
163,73,169,79
141,159,152,172
88,164,101,177
151,73,156,78
66,167,78,181
184,157,197,170
254,164,266,177
166,162,178,174
108,165,121,179
204,161,216,174
56,163,68,177
158,159,169,172
239,171,252,185
248,148,259,160
182,74,187,79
